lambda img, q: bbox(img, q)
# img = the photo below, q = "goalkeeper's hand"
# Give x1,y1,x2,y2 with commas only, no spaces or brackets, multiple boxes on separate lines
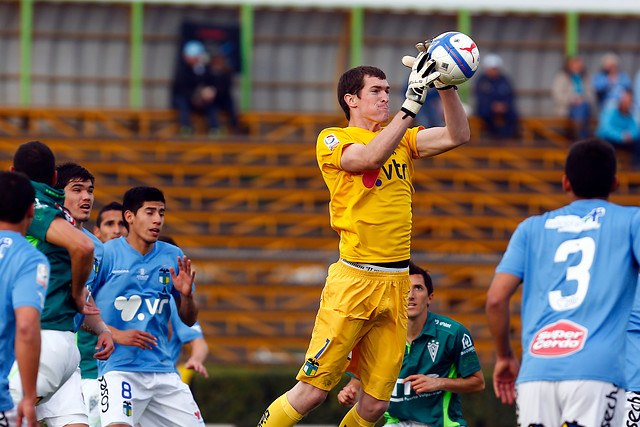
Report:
401,44,440,118
403,40,457,91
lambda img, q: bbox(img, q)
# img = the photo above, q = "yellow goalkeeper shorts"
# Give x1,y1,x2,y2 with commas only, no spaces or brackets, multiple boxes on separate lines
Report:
296,261,409,401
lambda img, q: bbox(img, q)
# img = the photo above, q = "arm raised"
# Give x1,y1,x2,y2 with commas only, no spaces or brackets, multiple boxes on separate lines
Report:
415,88,470,158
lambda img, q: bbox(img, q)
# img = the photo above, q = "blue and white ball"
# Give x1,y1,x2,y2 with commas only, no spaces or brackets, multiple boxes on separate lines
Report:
427,31,480,85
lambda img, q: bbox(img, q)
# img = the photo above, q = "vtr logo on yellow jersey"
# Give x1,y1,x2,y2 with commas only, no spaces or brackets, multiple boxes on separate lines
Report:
362,158,408,188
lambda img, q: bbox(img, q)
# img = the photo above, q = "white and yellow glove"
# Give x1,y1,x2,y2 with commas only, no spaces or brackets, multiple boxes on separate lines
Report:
401,43,441,118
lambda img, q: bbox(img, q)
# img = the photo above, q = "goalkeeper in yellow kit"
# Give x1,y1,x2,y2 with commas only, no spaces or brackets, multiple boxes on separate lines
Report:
257,41,471,427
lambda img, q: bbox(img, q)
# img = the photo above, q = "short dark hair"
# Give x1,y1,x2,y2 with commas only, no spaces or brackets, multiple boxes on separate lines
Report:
0,171,36,224
54,162,95,190
122,186,165,216
13,141,56,185
337,65,387,121
96,201,123,228
409,261,434,295
565,138,617,199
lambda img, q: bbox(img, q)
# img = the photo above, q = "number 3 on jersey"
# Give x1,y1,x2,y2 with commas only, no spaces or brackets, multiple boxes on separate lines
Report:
549,237,595,311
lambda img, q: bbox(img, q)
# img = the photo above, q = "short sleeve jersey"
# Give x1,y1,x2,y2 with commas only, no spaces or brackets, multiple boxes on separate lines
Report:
167,296,204,368
93,237,185,376
26,181,79,331
76,229,104,379
0,231,49,412
496,199,640,387
316,126,421,262
384,312,481,427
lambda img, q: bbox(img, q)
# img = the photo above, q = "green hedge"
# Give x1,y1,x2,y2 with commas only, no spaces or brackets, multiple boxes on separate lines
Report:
191,365,517,427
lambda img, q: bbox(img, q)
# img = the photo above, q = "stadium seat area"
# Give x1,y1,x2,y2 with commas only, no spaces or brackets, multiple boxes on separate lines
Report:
2,110,640,366
2,1,640,368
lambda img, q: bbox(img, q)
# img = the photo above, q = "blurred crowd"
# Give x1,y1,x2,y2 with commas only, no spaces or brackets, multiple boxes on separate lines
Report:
416,51,640,166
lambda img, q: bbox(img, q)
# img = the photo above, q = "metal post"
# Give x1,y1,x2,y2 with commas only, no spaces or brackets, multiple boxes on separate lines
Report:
130,1,144,109
240,4,254,111
19,0,33,106
350,7,364,68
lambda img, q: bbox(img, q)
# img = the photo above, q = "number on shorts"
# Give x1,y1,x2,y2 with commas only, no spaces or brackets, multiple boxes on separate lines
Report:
548,237,595,311
122,381,132,399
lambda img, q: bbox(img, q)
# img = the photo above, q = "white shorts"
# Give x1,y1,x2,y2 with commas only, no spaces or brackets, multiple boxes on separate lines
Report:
9,330,80,405
516,380,623,427
623,390,640,426
98,371,205,427
82,378,101,427
36,367,88,427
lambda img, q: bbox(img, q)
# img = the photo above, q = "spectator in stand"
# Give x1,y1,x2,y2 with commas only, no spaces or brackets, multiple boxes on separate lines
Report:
592,52,632,110
209,53,240,135
171,40,220,137
552,55,596,140
596,89,640,166
474,53,518,139
633,69,640,113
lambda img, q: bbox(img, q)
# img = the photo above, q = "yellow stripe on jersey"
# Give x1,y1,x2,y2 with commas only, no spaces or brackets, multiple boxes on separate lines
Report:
316,126,421,263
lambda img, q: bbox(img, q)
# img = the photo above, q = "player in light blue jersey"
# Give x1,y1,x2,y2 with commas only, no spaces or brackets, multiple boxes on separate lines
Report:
486,138,640,427
93,186,204,426
0,171,49,427
54,163,157,427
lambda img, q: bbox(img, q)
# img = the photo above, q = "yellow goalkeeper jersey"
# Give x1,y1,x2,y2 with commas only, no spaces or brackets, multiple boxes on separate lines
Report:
316,125,421,263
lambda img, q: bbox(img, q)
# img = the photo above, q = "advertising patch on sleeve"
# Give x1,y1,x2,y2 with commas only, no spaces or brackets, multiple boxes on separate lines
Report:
530,319,587,358
323,133,340,151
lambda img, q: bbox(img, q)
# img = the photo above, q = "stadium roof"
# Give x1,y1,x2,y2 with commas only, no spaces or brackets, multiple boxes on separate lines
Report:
57,0,640,14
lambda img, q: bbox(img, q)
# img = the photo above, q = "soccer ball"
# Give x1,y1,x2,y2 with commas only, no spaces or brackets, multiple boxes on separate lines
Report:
427,31,480,86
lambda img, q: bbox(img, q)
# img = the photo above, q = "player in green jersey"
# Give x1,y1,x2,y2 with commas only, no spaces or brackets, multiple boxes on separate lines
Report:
338,262,484,427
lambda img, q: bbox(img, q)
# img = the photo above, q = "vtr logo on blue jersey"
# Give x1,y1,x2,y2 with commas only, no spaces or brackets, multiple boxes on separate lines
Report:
114,294,170,321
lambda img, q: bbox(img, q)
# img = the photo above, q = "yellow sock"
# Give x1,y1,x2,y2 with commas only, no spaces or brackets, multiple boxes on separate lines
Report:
257,393,304,427
339,406,377,427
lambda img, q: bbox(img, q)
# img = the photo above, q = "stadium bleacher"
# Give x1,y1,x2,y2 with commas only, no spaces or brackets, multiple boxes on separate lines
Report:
2,108,639,368
3,0,640,372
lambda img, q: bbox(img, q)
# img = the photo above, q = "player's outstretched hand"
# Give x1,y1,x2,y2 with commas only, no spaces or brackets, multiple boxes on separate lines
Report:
170,256,196,297
401,49,440,118
493,355,519,405
113,328,158,350
185,358,209,379
337,378,360,407
94,330,115,360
